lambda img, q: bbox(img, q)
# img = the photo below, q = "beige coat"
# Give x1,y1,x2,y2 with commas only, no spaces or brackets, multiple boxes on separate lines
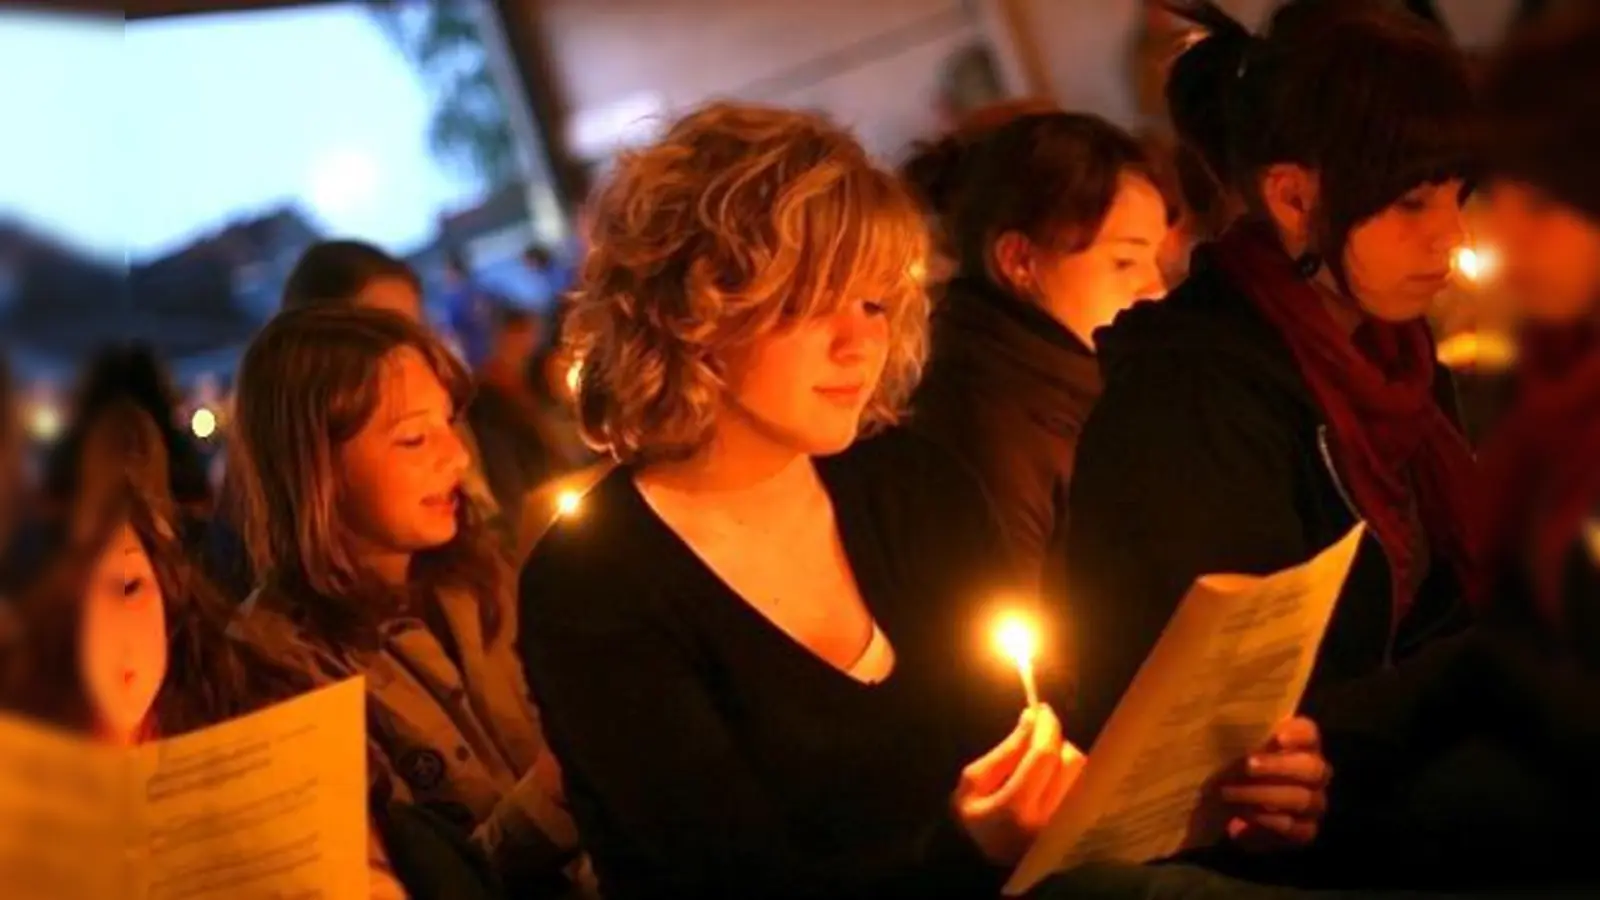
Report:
232,577,579,889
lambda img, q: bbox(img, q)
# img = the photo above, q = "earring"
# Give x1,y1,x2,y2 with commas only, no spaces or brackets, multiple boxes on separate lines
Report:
1294,252,1322,279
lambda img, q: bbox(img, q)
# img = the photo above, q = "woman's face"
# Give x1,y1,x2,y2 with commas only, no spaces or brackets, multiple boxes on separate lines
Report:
1341,180,1466,322
1025,173,1170,347
721,298,890,457
80,523,166,744
338,348,470,557
1483,181,1600,325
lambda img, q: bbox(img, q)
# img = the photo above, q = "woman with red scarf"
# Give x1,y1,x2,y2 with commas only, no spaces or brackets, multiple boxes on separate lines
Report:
1063,0,1477,751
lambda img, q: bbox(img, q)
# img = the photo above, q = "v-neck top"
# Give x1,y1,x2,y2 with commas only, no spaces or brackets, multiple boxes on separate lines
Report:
517,431,1022,900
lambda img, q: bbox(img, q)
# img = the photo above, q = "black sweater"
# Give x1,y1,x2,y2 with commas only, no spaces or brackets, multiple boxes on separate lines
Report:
1062,256,1471,748
516,432,1020,900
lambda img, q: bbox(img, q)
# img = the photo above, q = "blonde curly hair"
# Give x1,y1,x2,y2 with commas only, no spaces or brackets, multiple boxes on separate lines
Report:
565,101,931,464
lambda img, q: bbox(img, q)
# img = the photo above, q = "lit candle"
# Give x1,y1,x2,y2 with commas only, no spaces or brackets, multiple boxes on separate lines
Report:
555,490,583,518
993,612,1040,710
1451,245,1499,284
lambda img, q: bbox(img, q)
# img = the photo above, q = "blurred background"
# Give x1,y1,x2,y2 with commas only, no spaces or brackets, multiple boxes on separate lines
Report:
0,0,1539,473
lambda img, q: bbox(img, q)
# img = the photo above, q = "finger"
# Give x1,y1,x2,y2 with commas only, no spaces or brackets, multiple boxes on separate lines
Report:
1266,717,1321,752
1218,783,1326,817
989,706,1064,807
1030,745,1084,825
962,710,1035,795
1237,816,1319,848
1243,751,1332,786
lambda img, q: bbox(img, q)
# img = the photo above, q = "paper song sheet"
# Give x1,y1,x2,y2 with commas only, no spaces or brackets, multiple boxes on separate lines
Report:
1006,525,1365,896
0,677,368,900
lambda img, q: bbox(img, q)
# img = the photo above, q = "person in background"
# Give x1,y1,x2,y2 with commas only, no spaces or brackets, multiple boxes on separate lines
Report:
228,306,583,899
283,239,426,322
0,352,20,564
470,307,576,517
1064,0,1478,750
441,249,498,371
43,344,212,517
517,101,1328,900
905,111,1174,605
1295,10,1600,892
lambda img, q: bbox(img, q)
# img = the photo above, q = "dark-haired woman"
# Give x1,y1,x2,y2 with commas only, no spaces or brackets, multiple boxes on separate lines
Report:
1065,0,1477,749
1294,10,1600,891
904,112,1174,678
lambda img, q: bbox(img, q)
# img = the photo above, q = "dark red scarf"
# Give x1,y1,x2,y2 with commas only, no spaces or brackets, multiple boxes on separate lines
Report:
1211,225,1477,621
1475,321,1600,622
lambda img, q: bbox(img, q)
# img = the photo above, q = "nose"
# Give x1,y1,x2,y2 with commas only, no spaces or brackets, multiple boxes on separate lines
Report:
1432,202,1469,256
440,424,472,477
830,305,876,363
1137,261,1168,301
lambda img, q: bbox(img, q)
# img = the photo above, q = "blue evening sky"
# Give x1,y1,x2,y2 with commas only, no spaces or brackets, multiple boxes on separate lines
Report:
0,3,479,263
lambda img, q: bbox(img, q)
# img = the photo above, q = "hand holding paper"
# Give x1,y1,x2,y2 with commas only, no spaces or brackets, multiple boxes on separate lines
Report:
1005,525,1365,895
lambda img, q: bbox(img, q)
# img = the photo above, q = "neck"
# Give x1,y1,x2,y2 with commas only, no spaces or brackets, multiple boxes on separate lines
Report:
368,550,412,588
1313,276,1365,337
97,716,147,748
641,417,810,500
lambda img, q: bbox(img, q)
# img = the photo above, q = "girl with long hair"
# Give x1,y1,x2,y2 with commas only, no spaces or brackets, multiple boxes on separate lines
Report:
226,306,580,898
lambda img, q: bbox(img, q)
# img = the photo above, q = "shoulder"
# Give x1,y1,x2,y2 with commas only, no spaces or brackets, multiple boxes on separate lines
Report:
517,465,673,635
826,429,1007,554
228,581,353,682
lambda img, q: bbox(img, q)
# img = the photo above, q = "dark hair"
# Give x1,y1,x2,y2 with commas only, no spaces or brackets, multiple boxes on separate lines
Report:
900,98,1061,237
931,112,1176,285
1164,0,1475,289
1483,4,1600,222
45,345,210,508
282,240,421,311
495,305,535,331
523,244,553,270
231,306,505,648
2,406,308,738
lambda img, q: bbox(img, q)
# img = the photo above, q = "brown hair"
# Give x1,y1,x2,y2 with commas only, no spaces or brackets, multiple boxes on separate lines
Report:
565,101,931,464
900,97,1062,229
2,405,308,738
1164,0,1475,290
946,112,1177,287
230,306,506,647
281,240,422,311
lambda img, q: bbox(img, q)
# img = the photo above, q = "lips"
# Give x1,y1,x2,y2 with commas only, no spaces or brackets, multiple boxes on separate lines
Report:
815,384,866,405
422,489,460,514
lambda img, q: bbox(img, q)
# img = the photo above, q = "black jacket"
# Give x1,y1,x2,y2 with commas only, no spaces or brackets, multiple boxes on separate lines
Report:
911,276,1102,587
1061,256,1470,747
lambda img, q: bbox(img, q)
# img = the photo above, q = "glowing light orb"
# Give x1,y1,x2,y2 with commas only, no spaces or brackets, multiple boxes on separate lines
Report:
191,407,218,440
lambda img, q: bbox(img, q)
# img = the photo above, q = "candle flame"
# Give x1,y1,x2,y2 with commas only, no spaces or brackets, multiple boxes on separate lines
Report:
556,490,583,518
1452,245,1499,284
993,612,1038,667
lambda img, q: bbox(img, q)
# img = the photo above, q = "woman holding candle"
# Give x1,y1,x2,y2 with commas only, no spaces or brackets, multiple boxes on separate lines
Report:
517,101,1331,900
1064,0,1478,748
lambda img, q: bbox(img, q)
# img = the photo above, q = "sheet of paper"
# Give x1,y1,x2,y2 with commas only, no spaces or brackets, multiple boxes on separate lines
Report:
1006,525,1365,895
0,713,126,900
129,677,369,900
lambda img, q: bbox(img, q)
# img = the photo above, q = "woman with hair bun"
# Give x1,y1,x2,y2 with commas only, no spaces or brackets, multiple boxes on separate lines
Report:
906,110,1175,605
1064,0,1479,748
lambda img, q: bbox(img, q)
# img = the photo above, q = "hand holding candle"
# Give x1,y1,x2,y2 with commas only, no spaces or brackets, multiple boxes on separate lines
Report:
993,611,1041,710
